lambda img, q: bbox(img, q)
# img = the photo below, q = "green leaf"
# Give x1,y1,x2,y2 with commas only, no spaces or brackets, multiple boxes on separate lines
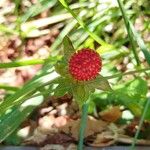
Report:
143,98,150,121
129,22,150,65
21,0,57,22
88,100,96,114
54,78,72,97
72,84,90,106
0,95,44,142
126,77,148,97
108,77,148,116
50,20,77,51
55,58,69,77
111,91,142,116
87,75,112,91
63,36,75,61
55,36,75,77
0,68,59,116
4,129,22,145
90,92,110,110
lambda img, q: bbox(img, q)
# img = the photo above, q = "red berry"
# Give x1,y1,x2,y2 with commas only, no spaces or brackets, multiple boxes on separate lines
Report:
68,48,102,81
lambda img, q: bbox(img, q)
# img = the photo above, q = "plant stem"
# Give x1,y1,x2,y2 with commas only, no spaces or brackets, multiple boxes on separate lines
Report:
0,59,46,69
117,0,140,66
131,97,150,150
0,85,19,91
78,99,90,150
105,67,150,79
0,56,60,69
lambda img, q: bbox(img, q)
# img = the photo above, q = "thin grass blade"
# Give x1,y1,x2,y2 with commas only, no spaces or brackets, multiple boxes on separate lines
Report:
117,0,150,65
58,0,106,46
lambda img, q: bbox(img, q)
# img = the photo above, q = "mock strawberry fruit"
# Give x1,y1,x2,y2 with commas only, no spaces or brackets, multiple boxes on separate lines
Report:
69,48,102,81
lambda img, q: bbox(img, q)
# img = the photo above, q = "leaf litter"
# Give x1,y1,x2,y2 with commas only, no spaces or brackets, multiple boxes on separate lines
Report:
19,95,150,149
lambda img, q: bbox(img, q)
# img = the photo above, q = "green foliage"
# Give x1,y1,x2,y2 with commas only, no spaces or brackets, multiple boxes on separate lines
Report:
21,0,57,22
72,75,111,107
86,75,112,92
4,129,22,145
117,0,150,65
55,58,69,77
72,84,90,106
54,36,111,106
0,95,44,142
113,80,147,116
58,0,106,46
1,0,150,147
55,36,75,76
92,77,148,117
141,98,150,119
0,62,59,142
53,78,72,97
63,36,76,61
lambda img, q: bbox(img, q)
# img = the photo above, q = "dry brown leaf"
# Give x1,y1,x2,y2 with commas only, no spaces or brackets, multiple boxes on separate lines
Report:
54,116,69,128
45,133,75,144
39,106,53,116
86,131,115,147
117,134,150,145
40,144,77,150
60,116,108,140
99,106,122,122
67,144,77,150
40,144,65,150
24,127,48,145
38,115,56,131
86,123,125,147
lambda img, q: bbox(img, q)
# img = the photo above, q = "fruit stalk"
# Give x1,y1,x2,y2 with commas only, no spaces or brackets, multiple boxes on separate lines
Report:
78,99,90,150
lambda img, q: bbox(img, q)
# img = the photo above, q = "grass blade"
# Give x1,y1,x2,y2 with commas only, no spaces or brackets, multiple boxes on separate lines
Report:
58,0,106,46
21,0,57,22
0,95,44,142
50,19,77,51
0,59,46,69
117,0,150,65
21,13,72,35
131,97,150,149
117,0,140,66
0,71,59,115
0,24,18,35
105,67,150,79
0,85,19,92
129,22,150,64
0,56,60,69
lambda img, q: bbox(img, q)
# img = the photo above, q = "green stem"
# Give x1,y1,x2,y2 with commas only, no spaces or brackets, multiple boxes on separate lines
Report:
131,97,150,150
78,100,90,150
105,67,150,79
0,56,60,69
117,0,140,66
0,85,20,91
0,59,46,69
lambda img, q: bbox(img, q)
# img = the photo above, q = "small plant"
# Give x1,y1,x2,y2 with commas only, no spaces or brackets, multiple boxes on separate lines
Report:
54,36,111,149
0,0,150,149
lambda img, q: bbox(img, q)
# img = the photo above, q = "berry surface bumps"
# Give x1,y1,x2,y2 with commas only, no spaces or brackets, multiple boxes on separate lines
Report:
69,48,102,81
